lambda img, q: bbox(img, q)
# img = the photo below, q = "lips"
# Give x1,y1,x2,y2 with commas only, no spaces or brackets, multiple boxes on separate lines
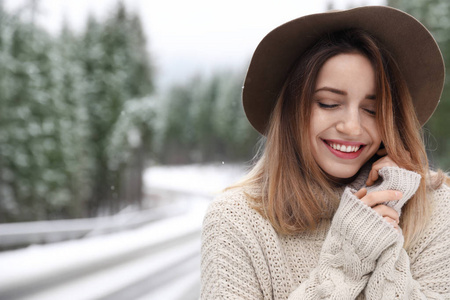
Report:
322,139,366,159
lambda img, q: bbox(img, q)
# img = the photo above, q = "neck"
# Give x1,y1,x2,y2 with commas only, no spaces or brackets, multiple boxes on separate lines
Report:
325,171,360,186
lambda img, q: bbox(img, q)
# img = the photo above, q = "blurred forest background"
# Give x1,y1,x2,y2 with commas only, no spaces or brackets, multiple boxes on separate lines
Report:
0,0,448,223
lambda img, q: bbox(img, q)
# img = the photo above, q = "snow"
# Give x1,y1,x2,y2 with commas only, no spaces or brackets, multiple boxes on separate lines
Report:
138,269,200,300
143,163,247,197
0,163,247,299
0,201,206,295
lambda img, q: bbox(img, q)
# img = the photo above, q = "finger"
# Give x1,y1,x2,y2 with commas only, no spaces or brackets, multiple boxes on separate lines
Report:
373,205,400,222
366,157,399,186
360,190,403,207
366,170,378,186
366,169,380,186
366,163,393,185
354,188,367,199
366,170,374,186
383,216,399,228
375,156,399,169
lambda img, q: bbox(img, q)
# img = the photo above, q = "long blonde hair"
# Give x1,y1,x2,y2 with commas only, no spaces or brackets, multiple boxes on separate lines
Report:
234,29,447,250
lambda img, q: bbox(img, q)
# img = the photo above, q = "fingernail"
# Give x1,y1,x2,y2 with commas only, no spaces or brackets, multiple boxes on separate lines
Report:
395,191,402,198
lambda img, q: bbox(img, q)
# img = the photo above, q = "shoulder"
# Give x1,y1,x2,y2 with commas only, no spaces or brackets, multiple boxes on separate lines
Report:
202,186,273,242
204,187,263,227
207,187,253,212
408,182,450,264
429,182,450,220
414,182,450,252
201,188,276,299
426,167,450,211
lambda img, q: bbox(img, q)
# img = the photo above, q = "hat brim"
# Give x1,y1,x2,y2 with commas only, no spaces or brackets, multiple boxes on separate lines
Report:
243,6,445,135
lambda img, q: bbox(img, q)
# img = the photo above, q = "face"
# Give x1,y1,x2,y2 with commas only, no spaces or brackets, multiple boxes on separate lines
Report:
309,53,382,181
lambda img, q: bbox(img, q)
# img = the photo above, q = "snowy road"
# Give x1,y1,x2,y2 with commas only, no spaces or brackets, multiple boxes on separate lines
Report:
143,163,247,197
0,163,247,300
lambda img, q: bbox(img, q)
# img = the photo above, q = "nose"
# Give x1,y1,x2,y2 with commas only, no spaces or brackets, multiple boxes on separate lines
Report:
336,109,363,136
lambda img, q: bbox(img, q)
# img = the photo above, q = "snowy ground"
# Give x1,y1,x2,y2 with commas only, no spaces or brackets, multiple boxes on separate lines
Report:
0,163,248,300
143,162,248,197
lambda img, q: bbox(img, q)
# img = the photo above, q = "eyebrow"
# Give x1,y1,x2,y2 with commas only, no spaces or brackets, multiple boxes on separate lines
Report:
315,87,376,100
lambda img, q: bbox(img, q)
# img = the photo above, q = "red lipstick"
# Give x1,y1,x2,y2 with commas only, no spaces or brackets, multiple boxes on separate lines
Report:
322,139,365,159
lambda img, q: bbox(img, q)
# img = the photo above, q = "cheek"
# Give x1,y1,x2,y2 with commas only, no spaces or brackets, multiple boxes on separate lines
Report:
366,119,382,146
309,108,327,136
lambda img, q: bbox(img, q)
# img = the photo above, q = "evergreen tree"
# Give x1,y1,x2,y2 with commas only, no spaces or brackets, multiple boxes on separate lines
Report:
389,0,450,170
156,77,199,164
0,8,81,221
79,3,153,215
212,70,260,161
190,74,221,162
53,23,94,218
155,70,259,165
0,1,154,222
107,96,155,208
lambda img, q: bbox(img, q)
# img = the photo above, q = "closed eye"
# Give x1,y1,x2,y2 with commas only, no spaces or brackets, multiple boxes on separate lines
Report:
364,108,376,115
318,102,339,109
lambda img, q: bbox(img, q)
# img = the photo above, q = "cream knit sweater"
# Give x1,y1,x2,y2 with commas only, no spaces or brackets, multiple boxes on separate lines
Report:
201,167,450,299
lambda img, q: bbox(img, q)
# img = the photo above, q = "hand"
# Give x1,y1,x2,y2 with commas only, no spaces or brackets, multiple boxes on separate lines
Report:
354,187,401,231
365,148,399,186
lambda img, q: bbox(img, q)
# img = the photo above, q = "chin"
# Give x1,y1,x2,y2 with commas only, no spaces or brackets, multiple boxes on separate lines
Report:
324,168,361,183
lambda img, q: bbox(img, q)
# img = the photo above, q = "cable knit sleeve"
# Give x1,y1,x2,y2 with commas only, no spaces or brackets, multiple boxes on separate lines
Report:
363,184,450,299
289,167,424,298
288,187,401,299
201,168,450,299
365,166,421,215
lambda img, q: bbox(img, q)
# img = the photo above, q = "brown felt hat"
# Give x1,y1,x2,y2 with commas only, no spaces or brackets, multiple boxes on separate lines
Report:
243,6,445,135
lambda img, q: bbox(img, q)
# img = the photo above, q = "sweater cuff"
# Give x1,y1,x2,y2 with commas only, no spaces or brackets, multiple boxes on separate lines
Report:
331,187,400,261
365,167,421,215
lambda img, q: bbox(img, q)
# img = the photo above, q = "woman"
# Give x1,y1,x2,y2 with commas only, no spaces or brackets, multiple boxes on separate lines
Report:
201,6,450,299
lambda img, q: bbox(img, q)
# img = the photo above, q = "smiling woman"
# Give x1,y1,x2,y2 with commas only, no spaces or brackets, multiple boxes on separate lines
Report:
201,6,450,299
310,52,381,181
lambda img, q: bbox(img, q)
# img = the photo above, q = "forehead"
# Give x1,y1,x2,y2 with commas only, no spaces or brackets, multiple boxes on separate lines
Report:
315,53,376,93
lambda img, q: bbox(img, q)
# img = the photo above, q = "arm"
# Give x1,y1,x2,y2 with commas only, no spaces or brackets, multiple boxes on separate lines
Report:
200,168,434,299
201,188,399,300
362,166,450,298
290,166,425,299
288,187,400,299
365,166,421,216
363,185,450,299
202,178,405,299
365,230,450,299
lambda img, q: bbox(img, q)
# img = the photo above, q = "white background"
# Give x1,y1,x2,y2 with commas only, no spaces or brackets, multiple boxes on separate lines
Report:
3,0,386,89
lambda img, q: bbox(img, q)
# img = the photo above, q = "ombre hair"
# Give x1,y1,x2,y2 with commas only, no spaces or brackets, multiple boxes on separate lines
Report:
233,29,447,251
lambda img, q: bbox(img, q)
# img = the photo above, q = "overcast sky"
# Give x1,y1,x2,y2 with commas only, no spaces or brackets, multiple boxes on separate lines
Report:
4,0,386,90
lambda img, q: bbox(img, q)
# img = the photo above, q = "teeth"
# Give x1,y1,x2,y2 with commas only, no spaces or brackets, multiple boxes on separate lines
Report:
329,142,361,152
